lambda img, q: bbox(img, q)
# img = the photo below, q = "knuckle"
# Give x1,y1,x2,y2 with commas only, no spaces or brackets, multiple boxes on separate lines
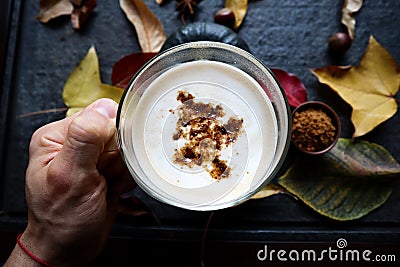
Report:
68,113,107,145
29,125,49,153
47,161,72,193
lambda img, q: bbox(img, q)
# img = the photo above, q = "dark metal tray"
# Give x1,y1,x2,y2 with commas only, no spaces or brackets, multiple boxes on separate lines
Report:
1,0,399,266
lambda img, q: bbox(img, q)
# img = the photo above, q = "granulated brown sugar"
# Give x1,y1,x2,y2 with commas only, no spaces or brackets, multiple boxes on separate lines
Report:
172,90,244,180
292,108,336,152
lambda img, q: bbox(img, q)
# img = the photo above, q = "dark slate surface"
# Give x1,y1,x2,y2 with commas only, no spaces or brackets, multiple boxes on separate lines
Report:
1,0,400,265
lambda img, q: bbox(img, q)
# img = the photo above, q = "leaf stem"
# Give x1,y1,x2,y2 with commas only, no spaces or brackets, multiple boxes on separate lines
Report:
19,107,68,118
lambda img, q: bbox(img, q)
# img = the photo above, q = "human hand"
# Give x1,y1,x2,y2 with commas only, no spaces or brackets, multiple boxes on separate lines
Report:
5,98,135,267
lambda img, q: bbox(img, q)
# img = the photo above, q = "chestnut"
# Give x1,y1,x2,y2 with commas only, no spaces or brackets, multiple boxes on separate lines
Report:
214,8,236,29
329,32,352,55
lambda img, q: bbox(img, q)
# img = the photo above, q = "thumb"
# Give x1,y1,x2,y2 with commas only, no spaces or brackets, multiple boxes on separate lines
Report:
50,99,118,187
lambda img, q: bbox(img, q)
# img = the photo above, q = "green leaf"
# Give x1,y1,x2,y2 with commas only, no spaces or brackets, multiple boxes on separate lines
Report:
278,138,400,221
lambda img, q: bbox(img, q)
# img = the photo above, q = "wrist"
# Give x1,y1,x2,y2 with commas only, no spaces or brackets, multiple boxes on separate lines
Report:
20,223,101,267
4,229,57,267
4,243,43,267
17,233,56,267
21,227,60,265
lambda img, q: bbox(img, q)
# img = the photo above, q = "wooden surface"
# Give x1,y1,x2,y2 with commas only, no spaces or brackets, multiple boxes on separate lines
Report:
1,0,399,266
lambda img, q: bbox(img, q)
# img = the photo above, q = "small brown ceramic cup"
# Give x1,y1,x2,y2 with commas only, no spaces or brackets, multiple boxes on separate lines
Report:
291,101,341,155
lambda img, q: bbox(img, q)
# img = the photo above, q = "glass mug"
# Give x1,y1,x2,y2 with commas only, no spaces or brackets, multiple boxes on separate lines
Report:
117,41,291,211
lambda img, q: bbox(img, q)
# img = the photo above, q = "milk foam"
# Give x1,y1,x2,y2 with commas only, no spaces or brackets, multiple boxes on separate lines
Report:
130,60,278,207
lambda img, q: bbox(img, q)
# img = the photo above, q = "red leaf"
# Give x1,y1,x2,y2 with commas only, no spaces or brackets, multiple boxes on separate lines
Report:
271,68,308,107
111,52,157,88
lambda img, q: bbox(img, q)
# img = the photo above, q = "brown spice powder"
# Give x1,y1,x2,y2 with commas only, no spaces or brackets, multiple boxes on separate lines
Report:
291,108,336,152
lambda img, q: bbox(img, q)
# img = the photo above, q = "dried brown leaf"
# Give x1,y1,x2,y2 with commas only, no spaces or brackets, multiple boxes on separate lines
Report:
70,0,97,30
37,0,74,23
341,0,363,39
70,0,83,5
120,0,166,53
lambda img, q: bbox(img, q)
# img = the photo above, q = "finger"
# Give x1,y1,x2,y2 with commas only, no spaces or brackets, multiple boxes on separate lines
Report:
48,98,119,189
28,112,80,166
98,149,137,195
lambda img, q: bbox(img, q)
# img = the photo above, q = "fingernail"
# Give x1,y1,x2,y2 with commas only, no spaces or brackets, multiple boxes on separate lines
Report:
95,107,111,118
93,99,118,119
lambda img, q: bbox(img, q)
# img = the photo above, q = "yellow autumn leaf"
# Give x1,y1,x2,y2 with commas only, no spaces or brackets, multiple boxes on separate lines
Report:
312,36,400,138
225,0,248,30
63,46,124,116
250,183,283,200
